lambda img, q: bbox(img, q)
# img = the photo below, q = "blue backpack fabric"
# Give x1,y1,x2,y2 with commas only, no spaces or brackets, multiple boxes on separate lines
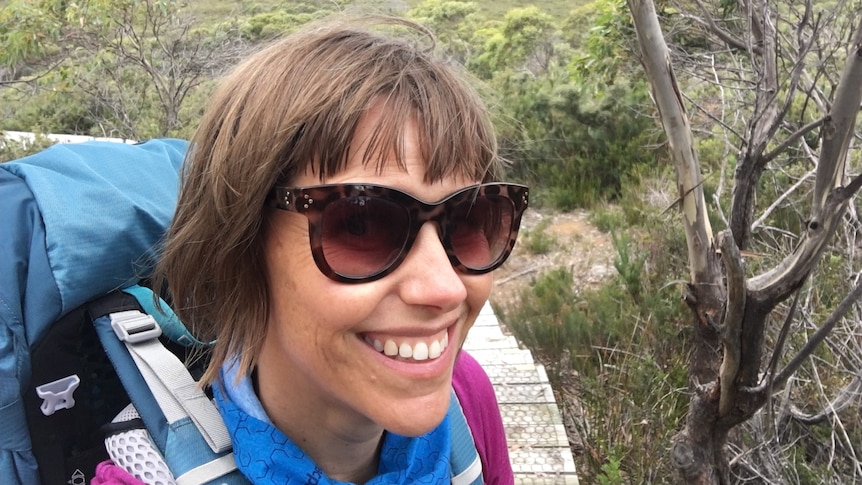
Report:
0,139,214,484
0,138,482,485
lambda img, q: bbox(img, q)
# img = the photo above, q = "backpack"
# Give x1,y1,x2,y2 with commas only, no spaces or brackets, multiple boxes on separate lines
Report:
0,138,483,485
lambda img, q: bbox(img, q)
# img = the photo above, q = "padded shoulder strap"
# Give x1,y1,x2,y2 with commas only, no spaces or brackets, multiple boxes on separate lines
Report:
97,285,243,484
448,389,483,485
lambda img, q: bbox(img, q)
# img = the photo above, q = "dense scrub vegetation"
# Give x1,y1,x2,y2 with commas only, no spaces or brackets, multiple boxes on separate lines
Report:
2,0,860,483
0,0,656,208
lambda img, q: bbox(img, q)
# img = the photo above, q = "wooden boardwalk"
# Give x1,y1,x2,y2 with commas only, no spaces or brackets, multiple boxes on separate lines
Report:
464,303,580,484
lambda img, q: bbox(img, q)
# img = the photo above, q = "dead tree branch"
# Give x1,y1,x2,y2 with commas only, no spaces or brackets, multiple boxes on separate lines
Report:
718,230,745,417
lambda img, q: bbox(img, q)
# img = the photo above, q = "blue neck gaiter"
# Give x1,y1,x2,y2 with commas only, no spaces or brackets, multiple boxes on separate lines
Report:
213,366,451,484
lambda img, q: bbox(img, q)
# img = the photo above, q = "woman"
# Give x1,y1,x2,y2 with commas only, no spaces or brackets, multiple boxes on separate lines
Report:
156,17,527,484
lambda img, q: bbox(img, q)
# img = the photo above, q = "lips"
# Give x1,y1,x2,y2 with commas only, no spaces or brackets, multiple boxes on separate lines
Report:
363,332,450,362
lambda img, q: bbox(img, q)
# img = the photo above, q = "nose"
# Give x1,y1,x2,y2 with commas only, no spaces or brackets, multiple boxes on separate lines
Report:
395,222,468,310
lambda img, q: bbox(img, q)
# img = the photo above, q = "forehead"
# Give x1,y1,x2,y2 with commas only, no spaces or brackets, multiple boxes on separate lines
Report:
298,101,479,188
311,165,477,201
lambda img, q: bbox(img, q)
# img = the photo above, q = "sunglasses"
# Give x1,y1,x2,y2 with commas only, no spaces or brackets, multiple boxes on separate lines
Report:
268,182,529,283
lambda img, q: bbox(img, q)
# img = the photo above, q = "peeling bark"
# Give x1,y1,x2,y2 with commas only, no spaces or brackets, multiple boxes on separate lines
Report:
626,0,862,481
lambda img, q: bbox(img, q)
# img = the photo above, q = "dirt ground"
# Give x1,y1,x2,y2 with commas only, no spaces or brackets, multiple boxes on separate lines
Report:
488,208,618,459
490,208,616,306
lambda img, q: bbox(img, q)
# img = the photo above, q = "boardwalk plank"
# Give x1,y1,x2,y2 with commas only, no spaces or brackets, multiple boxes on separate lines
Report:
465,303,579,484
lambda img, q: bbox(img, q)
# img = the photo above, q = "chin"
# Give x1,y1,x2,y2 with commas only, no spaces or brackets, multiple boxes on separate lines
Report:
378,390,452,437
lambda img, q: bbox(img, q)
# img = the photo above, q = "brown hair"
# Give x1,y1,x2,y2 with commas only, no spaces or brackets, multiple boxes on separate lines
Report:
154,16,502,384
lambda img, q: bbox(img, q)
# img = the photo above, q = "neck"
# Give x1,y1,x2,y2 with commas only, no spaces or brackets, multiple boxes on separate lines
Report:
255,355,383,483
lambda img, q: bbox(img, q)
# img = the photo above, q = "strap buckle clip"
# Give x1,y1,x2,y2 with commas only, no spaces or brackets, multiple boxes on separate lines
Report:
36,375,81,416
111,310,162,344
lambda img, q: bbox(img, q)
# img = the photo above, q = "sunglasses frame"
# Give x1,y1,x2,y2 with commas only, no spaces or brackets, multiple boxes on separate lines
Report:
268,182,529,283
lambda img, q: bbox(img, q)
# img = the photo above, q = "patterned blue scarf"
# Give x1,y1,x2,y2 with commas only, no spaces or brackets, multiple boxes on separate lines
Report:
213,365,451,484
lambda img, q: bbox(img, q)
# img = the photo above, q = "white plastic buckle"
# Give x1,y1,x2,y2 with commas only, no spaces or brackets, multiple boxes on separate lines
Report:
36,374,81,416
110,310,162,344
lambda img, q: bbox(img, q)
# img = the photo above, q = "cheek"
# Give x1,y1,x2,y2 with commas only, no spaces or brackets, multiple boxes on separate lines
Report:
263,213,329,298
466,273,493,308
263,221,381,338
264,215,334,329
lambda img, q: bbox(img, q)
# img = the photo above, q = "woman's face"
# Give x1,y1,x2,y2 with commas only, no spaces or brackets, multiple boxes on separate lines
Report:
256,108,493,439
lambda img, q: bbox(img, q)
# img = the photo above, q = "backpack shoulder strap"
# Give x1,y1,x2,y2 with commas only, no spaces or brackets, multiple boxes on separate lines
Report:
448,388,483,485
108,285,229,453
95,285,245,484
121,285,209,347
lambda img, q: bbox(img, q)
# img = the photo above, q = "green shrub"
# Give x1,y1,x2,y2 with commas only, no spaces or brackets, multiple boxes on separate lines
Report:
611,230,646,303
521,219,557,255
497,256,689,482
497,167,695,481
0,70,94,135
596,456,625,485
589,205,626,233
493,70,657,210
0,132,55,163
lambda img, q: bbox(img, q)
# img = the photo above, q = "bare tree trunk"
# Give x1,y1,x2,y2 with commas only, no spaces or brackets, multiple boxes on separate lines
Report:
626,1,726,480
627,0,862,481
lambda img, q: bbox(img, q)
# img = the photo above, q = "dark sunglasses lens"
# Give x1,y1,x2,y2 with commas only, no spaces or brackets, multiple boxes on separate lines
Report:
320,197,409,278
450,196,514,270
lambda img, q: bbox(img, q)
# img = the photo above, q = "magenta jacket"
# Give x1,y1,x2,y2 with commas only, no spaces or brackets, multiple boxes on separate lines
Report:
453,351,515,484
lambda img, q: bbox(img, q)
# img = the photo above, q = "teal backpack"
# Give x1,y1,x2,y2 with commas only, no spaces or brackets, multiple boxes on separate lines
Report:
0,139,482,484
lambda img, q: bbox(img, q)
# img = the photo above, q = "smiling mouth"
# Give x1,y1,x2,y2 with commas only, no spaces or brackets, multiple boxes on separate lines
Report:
363,332,450,362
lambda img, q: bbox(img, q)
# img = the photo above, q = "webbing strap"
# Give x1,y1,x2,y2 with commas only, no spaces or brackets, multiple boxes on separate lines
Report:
175,453,239,485
121,285,210,347
452,456,483,485
449,390,483,485
109,311,232,454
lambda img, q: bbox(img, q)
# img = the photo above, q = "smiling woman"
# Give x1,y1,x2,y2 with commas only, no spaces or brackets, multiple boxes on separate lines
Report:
139,15,528,485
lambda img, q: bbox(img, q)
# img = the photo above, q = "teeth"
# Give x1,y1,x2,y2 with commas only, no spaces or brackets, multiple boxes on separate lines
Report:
399,342,413,358
369,334,449,362
383,339,398,357
428,340,441,359
413,342,429,361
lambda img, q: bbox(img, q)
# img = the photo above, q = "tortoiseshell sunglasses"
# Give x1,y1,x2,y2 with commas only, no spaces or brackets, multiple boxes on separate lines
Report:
268,183,529,283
